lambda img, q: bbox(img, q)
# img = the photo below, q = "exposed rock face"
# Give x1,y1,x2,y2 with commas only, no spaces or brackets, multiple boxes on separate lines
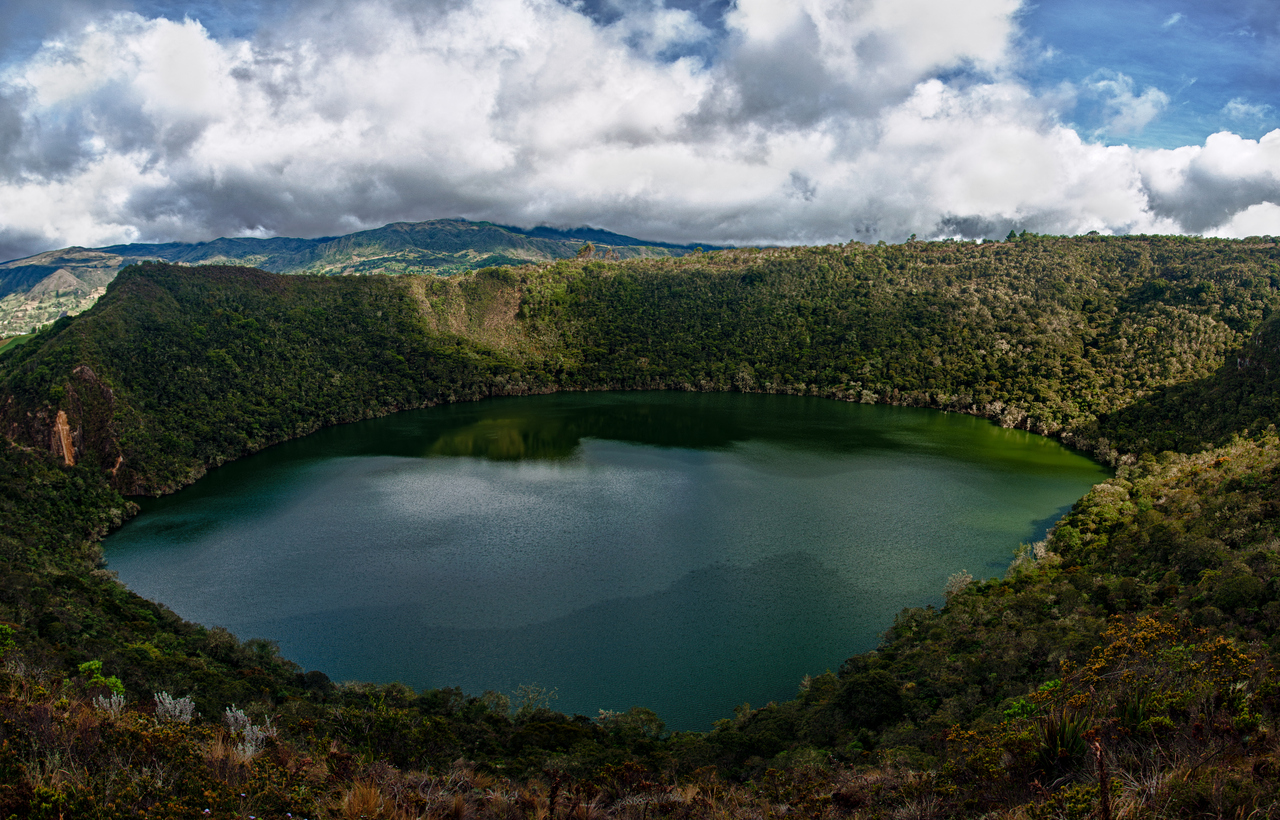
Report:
7,364,124,476
53,409,74,466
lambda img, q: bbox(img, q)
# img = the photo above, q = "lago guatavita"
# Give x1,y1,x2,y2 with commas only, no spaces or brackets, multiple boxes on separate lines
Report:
103,392,1109,730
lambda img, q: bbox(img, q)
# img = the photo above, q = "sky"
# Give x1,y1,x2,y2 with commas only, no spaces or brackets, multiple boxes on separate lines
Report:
0,0,1277,260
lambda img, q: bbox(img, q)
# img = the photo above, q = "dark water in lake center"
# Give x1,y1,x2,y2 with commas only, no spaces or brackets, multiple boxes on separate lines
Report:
104,392,1109,730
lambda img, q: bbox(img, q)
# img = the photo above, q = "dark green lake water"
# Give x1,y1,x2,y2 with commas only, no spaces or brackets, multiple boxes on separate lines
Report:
104,392,1108,730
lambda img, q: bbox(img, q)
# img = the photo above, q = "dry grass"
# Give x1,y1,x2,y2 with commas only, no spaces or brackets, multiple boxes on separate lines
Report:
338,780,388,819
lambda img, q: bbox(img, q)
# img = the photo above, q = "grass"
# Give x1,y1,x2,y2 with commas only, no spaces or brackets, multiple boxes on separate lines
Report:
0,333,35,356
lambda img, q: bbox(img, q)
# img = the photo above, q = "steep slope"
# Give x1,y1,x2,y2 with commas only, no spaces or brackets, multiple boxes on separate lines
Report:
0,218,718,335
1096,309,1280,452
0,247,123,334
6,236,1280,496
1,263,552,494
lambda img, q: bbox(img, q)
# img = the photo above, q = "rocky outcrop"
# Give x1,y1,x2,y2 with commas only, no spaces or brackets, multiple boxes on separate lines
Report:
52,410,74,466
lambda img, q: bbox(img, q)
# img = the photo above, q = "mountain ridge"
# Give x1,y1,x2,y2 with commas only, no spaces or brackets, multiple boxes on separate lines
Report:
0,217,723,334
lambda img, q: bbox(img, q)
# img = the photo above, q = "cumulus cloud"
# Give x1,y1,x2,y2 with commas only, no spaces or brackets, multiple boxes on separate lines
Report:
701,0,1019,128
1208,202,1280,238
0,0,1276,261
1138,130,1280,234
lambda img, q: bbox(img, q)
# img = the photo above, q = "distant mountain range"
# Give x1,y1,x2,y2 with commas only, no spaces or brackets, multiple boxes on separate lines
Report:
0,219,720,335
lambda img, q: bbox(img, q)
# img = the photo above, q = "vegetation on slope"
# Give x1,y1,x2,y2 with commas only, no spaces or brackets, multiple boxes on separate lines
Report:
0,219,713,335
0,264,554,494
527,236,1280,440
1,235,1280,817
8,233,1280,494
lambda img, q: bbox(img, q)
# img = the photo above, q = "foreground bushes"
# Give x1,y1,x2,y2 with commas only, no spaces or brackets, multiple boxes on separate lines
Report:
3,609,1278,818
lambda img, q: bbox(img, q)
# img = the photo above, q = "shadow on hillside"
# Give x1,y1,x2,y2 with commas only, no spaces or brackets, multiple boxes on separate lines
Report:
1098,313,1280,454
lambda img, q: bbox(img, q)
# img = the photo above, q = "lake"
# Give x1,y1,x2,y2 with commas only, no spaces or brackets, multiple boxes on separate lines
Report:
103,392,1109,730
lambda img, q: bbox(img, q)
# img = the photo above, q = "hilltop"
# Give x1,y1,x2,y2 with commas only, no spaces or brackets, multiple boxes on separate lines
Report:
3,234,1280,817
0,218,718,335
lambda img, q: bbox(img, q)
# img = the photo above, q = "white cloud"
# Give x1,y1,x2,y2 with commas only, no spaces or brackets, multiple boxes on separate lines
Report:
711,0,1020,127
1137,130,1280,233
0,0,1275,259
1208,202,1280,238
1223,97,1273,122
1080,71,1169,137
829,80,1175,239
604,1,711,58
1161,12,1184,29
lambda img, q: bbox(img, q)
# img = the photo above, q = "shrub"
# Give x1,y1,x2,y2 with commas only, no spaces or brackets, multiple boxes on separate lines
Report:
224,704,276,760
944,570,974,600
93,692,126,717
154,691,196,723
78,659,125,695
223,704,251,735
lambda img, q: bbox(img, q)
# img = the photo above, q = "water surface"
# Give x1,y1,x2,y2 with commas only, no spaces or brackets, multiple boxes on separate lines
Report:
105,392,1108,729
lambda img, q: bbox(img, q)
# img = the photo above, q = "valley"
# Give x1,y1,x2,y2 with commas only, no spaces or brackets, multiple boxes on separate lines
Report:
0,219,714,336
1,233,1279,817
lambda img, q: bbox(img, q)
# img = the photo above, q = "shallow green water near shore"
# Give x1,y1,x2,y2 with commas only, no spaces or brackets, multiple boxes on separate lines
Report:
104,392,1108,730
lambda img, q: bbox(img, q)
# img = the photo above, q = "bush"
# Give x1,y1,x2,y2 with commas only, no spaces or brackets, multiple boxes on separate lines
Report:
154,691,195,723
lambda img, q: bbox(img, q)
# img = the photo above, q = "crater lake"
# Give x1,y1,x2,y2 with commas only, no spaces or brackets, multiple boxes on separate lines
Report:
103,392,1109,730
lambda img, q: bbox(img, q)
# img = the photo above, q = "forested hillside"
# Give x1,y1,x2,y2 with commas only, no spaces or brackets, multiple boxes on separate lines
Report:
1,234,1280,818
0,218,711,335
